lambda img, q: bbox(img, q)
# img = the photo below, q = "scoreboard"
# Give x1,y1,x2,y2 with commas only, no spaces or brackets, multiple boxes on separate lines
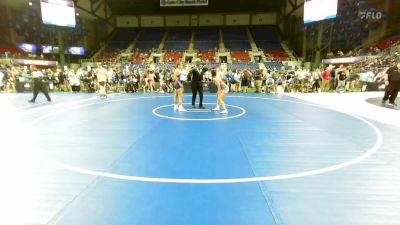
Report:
160,0,208,7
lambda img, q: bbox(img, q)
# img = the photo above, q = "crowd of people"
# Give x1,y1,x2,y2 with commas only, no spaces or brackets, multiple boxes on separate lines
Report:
0,50,399,96
0,63,381,95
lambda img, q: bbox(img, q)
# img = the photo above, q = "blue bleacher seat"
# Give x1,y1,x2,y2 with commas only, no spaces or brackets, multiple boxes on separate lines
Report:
135,28,165,51
251,26,282,51
164,27,191,51
195,28,219,51
223,27,251,51
105,28,138,52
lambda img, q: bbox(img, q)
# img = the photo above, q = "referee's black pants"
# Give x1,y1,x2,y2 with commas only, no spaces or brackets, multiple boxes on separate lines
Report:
31,79,51,102
191,82,203,107
383,83,400,104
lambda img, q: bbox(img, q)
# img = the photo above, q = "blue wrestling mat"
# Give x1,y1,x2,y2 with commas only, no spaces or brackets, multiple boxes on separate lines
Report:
1,93,399,225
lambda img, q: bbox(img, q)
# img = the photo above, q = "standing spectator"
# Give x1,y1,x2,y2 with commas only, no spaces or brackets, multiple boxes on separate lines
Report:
254,70,263,93
382,61,400,106
261,69,268,93
321,67,331,92
347,70,359,92
68,68,80,92
133,69,140,92
276,75,285,94
241,68,251,93
46,68,56,91
311,68,322,92
107,66,115,92
336,66,347,93
330,65,337,90
284,71,294,93
230,69,240,93
58,68,69,92
302,75,311,93
292,75,302,93
6,67,17,92
154,69,160,91
265,75,276,94
96,64,108,98
0,67,4,91
146,69,156,93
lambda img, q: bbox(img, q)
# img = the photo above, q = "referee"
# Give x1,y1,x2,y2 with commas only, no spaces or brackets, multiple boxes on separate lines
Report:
29,66,52,103
382,61,400,107
189,59,207,109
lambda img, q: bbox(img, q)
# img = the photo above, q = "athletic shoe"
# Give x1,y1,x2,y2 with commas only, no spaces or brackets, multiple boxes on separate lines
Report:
212,106,220,111
178,106,187,112
192,105,196,108
174,105,178,111
220,109,228,114
199,106,206,109
28,100,35,103
388,102,398,107
382,100,387,105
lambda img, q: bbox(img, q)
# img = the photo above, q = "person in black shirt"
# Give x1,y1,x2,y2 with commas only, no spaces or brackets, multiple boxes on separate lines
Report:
29,66,51,103
254,70,263,93
336,66,347,93
189,59,207,109
382,62,400,106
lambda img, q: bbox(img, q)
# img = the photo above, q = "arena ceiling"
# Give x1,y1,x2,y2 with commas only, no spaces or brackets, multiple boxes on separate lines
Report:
105,0,284,15
0,0,284,15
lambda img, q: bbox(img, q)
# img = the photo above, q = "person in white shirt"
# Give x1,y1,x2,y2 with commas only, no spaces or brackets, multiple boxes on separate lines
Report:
29,66,51,103
107,67,115,92
96,64,108,98
67,69,78,92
